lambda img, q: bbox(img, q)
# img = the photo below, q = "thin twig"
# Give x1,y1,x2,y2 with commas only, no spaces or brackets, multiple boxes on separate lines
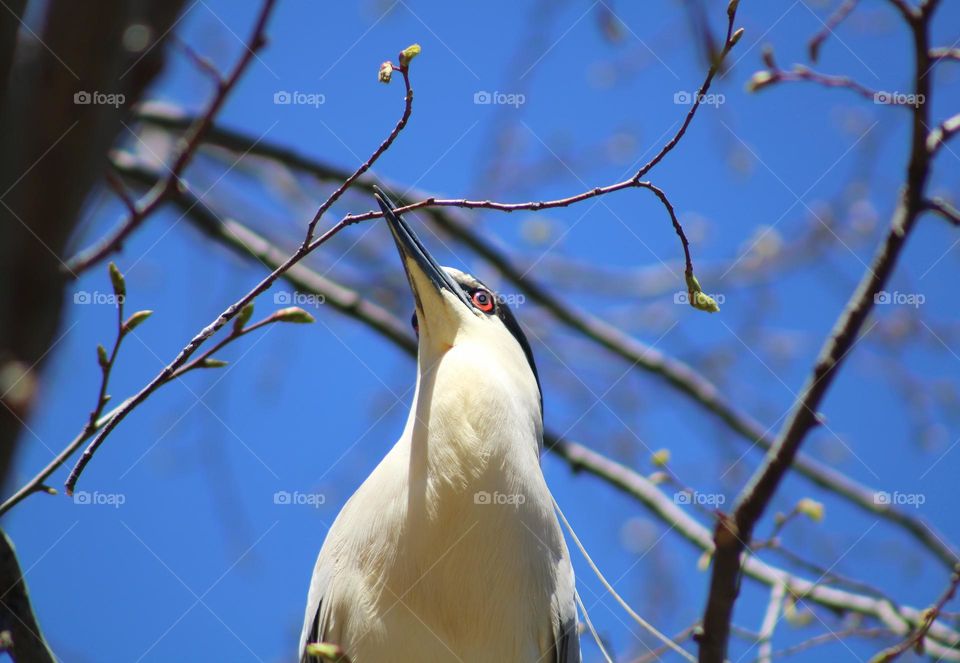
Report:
0,265,129,516
926,111,960,155
63,0,278,275
0,281,304,516
757,581,787,663
751,64,883,103
870,566,960,662
930,47,960,63
808,0,859,62
922,197,960,226
63,57,416,496
63,1,744,494
764,627,892,661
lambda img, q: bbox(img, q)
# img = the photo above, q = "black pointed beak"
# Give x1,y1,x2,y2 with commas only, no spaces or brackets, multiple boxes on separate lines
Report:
374,187,473,311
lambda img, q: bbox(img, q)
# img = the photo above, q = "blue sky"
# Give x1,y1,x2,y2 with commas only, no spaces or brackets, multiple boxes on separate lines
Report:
6,1,960,661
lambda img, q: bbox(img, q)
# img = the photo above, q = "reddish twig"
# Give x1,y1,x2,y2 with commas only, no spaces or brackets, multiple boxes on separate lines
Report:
808,0,860,62
0,263,135,516
750,64,883,103
870,566,960,662
63,0,743,494
63,0,278,275
169,33,225,85
63,57,416,496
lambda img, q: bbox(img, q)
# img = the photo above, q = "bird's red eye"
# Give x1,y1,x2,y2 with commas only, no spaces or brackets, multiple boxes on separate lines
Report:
472,289,495,312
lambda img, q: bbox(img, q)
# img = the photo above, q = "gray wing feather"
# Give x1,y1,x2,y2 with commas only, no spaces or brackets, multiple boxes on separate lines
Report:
298,550,332,663
553,557,581,663
554,602,581,662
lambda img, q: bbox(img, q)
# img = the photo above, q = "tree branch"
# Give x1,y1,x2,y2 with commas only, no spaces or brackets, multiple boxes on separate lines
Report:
63,53,417,496
116,116,960,572
698,5,941,661
63,0,279,275
96,176,960,658
923,197,960,226
871,565,960,662
0,530,56,663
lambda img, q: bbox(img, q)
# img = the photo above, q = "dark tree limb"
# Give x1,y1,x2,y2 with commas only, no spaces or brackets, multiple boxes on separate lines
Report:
0,530,56,663
698,2,944,661
0,0,186,493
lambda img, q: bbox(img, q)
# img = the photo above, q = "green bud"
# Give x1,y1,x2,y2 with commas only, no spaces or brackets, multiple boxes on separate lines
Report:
199,358,229,369
97,344,109,368
796,497,824,522
651,448,671,467
234,303,254,335
730,27,744,47
784,597,813,627
727,0,740,18
108,262,126,298
122,310,153,333
399,43,421,68
305,642,350,662
692,291,721,313
272,306,315,324
746,70,777,93
685,273,721,313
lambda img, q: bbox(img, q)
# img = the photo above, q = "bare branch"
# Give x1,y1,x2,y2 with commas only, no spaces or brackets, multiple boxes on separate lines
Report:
699,6,944,661
926,111,960,155
923,197,960,226
871,566,960,662
0,530,56,663
63,50,418,496
63,0,278,275
757,581,787,663
808,0,859,62
930,47,960,62
120,114,960,571
748,63,882,103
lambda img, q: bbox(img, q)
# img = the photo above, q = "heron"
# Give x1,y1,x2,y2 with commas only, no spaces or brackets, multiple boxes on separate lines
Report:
299,188,580,662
